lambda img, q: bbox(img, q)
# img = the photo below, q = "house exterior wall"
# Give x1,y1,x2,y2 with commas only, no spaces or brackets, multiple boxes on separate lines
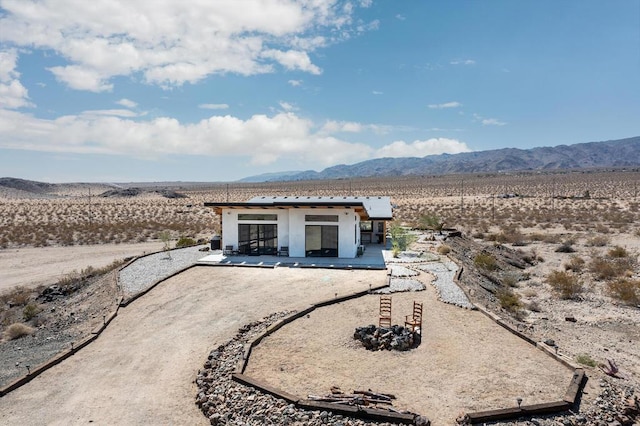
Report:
220,207,361,258
288,208,359,258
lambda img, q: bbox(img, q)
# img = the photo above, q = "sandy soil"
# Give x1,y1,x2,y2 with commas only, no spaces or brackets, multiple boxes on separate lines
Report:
245,270,572,425
0,242,164,293
0,266,387,425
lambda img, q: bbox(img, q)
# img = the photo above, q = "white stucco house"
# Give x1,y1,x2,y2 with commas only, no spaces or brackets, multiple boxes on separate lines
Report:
204,196,393,259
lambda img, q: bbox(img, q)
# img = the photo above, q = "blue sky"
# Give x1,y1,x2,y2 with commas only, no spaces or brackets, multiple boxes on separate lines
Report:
0,0,639,183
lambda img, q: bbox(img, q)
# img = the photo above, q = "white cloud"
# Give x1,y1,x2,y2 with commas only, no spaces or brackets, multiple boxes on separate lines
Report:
375,138,472,158
199,103,229,110
288,79,303,87
482,118,506,126
48,65,113,92
262,49,322,75
372,90,383,95
0,49,33,109
450,59,476,66
116,99,138,108
0,109,374,167
396,14,406,21
80,109,141,118
321,120,363,134
428,101,462,109
0,0,375,90
278,101,297,112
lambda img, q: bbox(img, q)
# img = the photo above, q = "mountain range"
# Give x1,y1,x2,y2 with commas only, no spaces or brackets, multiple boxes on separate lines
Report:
241,136,640,182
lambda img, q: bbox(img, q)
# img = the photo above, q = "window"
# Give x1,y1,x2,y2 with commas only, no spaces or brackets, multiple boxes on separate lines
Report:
238,214,277,221
238,224,277,255
305,214,339,222
305,225,338,257
360,221,372,231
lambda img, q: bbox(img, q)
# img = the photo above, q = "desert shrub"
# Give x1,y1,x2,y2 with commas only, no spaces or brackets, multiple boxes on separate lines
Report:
555,244,575,253
474,252,498,271
389,223,416,251
564,255,585,273
589,257,634,281
575,354,598,367
522,288,538,298
527,300,541,312
606,279,640,306
586,235,610,247
529,233,561,243
10,286,31,307
501,272,520,288
22,303,41,321
437,244,451,254
3,322,35,340
546,270,583,300
175,236,196,248
607,245,629,258
496,288,523,313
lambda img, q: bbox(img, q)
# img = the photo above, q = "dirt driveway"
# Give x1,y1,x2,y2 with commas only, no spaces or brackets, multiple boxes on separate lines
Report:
0,266,386,425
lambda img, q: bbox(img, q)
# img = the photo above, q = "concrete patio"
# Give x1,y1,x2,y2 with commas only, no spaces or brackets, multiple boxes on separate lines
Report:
197,244,387,269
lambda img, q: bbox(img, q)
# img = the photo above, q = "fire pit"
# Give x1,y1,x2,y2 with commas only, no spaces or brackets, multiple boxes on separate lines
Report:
354,324,420,351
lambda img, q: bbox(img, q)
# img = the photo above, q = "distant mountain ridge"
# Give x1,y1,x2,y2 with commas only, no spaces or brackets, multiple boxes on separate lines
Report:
245,136,640,182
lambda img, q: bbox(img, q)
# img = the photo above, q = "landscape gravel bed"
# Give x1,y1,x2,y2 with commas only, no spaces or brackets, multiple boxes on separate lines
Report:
415,261,474,309
389,265,419,277
376,278,425,294
118,245,208,295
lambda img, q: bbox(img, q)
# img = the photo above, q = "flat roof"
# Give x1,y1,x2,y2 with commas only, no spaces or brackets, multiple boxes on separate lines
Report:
204,196,393,220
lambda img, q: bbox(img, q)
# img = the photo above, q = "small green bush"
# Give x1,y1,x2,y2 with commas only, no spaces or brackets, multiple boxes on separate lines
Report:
606,279,640,306
437,244,451,254
3,322,35,340
474,252,498,271
575,354,598,367
23,303,41,321
175,236,197,248
546,270,583,300
496,288,523,313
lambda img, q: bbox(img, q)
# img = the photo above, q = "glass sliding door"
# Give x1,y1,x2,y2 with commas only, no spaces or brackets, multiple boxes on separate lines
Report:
305,225,338,257
238,224,277,255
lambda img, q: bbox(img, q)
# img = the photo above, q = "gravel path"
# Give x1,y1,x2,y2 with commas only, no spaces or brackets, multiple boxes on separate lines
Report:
119,245,208,294
416,260,474,309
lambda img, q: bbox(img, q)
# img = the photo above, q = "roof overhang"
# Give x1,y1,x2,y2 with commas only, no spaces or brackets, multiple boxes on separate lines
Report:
204,199,392,221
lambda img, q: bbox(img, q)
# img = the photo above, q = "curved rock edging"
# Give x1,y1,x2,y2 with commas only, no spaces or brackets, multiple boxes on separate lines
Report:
196,281,427,425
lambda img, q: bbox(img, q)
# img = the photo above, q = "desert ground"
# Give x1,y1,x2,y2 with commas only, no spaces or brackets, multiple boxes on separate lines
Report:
245,270,571,424
1,170,639,425
0,242,164,292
